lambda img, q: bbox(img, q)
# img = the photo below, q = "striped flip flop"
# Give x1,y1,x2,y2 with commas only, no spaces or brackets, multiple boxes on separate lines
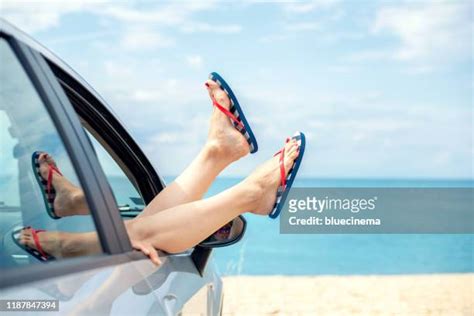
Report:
12,227,55,262
208,72,258,154
269,131,306,219
32,151,63,219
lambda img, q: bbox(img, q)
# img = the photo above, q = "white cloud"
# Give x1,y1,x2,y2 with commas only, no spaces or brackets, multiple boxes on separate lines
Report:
0,0,102,33
284,22,320,31
372,1,471,62
0,0,221,34
119,27,175,51
179,22,242,34
186,55,204,69
344,50,390,63
259,33,289,43
282,0,341,14
102,1,218,26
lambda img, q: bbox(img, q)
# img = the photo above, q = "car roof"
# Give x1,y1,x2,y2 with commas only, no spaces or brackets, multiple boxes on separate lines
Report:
0,18,119,118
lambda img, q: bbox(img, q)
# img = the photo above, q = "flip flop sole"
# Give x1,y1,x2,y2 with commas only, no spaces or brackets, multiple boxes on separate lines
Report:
32,151,60,219
269,131,306,219
12,227,55,262
209,72,258,154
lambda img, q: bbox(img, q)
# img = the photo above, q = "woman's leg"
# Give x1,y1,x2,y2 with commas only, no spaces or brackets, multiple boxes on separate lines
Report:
128,139,300,254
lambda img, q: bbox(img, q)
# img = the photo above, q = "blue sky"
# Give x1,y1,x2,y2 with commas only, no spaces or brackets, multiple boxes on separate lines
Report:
2,0,472,179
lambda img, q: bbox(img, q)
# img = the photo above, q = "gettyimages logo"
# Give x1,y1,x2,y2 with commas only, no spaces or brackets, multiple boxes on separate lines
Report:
288,196,378,214
280,188,473,234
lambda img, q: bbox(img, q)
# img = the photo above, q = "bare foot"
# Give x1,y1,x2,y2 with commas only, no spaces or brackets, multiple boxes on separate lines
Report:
38,153,89,217
204,80,250,162
18,228,100,258
244,139,300,215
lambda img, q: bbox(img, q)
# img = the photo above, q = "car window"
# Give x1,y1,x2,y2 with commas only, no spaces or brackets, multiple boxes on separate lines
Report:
84,129,145,218
0,38,102,269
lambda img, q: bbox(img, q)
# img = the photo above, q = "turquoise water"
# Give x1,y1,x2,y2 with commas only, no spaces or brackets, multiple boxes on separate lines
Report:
202,178,473,275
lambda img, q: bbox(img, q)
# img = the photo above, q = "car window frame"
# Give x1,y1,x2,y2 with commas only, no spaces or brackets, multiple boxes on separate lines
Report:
0,32,136,288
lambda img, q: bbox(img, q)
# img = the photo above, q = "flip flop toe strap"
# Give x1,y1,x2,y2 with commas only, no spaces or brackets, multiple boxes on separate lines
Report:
276,148,287,189
212,100,245,131
30,228,48,259
46,164,62,199
274,138,292,192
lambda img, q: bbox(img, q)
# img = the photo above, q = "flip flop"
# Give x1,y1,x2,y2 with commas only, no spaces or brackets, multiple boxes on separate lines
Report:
208,72,258,154
32,151,63,219
12,227,55,262
269,131,306,219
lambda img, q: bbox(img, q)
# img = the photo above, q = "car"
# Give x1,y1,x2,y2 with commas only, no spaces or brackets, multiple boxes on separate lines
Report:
0,18,246,315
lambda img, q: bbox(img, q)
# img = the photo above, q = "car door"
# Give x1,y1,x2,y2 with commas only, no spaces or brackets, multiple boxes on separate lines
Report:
0,20,222,316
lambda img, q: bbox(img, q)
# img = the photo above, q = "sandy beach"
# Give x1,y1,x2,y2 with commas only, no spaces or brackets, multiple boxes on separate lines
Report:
220,274,473,315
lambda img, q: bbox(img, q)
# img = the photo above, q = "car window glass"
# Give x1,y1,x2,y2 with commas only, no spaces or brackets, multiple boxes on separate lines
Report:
0,38,102,269
84,130,145,218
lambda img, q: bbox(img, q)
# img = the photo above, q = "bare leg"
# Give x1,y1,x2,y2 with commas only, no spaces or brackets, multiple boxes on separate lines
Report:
139,79,249,216
128,139,300,254
20,139,299,263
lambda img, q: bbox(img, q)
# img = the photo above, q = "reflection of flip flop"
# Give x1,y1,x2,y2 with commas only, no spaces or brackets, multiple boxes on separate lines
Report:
12,227,55,262
208,72,258,154
269,131,306,219
32,151,63,219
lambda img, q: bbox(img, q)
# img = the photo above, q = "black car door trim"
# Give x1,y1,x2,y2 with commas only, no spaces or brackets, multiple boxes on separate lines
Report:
4,35,131,253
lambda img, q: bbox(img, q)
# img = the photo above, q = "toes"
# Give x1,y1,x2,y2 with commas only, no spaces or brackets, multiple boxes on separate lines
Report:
213,90,230,107
22,228,32,238
205,80,230,108
205,80,216,99
287,142,299,156
283,140,297,153
19,232,32,246
204,79,218,90
281,138,300,169
38,153,47,163
38,152,57,169
288,147,299,160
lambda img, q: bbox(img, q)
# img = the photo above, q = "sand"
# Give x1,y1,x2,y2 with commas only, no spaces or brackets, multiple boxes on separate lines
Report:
220,274,473,316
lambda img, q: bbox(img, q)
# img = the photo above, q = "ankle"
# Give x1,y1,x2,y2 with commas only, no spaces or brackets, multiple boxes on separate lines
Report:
235,180,263,212
203,141,234,167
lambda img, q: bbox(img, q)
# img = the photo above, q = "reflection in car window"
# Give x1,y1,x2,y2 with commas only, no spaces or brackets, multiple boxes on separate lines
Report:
0,38,102,269
84,130,145,217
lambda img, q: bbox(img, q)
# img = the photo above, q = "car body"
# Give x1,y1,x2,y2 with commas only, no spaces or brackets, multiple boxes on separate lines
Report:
0,19,240,315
